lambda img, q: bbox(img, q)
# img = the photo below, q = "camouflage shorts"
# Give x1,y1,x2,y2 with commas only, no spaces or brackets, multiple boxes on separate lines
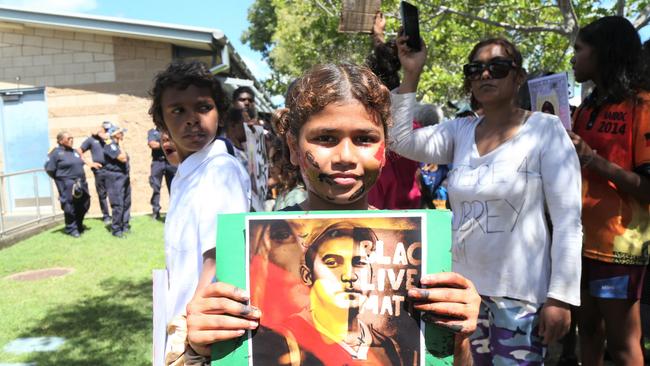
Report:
469,296,546,365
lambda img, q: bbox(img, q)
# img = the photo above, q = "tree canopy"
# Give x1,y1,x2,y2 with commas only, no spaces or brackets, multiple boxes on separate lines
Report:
243,0,650,104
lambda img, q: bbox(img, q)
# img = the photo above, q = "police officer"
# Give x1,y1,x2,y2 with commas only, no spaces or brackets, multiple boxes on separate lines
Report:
103,126,130,237
77,121,112,225
45,131,90,238
147,127,176,220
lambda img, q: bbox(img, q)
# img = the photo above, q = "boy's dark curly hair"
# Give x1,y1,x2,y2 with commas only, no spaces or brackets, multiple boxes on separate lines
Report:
148,61,228,131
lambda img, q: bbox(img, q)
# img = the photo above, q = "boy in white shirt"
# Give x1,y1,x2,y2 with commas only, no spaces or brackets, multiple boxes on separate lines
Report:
148,61,251,334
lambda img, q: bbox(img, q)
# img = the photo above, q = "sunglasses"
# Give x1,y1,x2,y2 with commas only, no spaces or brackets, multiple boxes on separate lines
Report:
463,60,517,80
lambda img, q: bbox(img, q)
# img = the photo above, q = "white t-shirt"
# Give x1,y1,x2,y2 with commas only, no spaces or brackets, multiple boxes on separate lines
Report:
165,139,251,322
389,92,582,305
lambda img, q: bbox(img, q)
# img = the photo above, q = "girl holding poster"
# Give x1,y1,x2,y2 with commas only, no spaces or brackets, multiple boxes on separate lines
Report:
570,16,650,366
184,63,481,365
389,36,583,365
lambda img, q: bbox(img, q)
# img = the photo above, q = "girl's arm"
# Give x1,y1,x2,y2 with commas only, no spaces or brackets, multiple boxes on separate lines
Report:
569,131,650,204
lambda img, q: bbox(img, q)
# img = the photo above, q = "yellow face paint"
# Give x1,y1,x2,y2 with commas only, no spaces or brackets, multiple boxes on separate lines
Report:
308,233,371,342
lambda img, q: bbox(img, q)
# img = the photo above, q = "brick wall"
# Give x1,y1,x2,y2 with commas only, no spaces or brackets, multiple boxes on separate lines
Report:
0,25,175,216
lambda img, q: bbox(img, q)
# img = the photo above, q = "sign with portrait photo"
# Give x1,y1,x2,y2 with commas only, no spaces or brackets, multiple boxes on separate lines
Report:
212,210,454,365
527,73,572,129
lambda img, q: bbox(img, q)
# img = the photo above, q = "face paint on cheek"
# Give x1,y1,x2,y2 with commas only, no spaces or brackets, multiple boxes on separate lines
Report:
363,169,380,191
305,151,320,169
374,142,386,167
318,173,335,186
348,184,365,202
299,150,325,188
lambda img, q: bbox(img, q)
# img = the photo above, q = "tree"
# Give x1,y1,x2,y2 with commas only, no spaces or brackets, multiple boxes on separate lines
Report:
243,0,650,104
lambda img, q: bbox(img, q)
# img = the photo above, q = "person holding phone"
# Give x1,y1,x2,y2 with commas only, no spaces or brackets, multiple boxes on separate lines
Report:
389,35,583,365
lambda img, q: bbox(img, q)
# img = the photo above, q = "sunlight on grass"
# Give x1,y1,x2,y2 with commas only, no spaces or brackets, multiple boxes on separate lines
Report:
0,215,164,366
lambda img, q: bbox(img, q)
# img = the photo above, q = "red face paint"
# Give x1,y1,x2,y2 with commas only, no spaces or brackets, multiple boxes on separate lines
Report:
374,142,386,167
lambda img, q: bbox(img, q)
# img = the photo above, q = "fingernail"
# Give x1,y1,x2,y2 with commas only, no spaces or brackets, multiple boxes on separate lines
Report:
240,305,253,316
422,313,435,323
237,288,250,300
237,329,246,336
249,321,259,329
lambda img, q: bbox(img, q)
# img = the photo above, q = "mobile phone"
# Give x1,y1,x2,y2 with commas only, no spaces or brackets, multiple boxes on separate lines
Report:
400,1,421,52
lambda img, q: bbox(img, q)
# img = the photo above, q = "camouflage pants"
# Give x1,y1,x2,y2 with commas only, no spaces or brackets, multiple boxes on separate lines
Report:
469,296,546,365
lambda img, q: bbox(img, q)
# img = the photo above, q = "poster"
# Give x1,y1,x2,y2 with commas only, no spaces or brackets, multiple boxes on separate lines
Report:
527,73,572,129
244,125,269,212
213,210,455,365
338,0,381,33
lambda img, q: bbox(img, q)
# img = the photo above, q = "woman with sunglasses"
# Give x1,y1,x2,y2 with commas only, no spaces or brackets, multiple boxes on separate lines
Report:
569,16,650,366
389,37,583,364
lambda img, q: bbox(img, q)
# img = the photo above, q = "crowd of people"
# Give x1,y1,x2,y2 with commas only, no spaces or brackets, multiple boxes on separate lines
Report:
43,12,650,366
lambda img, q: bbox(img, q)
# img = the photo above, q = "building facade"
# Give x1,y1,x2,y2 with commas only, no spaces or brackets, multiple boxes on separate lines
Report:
0,6,272,215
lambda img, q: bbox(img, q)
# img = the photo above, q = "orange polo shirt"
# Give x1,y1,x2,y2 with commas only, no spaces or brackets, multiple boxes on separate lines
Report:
573,91,650,265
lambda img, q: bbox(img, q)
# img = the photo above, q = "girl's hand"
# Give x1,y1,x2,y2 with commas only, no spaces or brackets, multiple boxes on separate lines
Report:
396,34,427,93
408,272,481,337
568,131,596,167
186,282,261,356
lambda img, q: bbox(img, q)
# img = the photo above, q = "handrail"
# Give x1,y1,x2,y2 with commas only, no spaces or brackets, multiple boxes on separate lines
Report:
0,168,60,239
0,168,45,178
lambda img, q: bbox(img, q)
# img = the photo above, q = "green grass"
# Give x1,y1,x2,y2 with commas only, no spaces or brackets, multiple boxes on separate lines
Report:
0,215,164,366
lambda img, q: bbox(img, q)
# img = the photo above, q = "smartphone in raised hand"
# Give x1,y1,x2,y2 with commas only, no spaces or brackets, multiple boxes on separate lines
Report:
400,1,421,52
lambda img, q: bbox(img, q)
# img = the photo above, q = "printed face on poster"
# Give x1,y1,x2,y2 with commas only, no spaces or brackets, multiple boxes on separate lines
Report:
527,73,572,130
212,210,455,366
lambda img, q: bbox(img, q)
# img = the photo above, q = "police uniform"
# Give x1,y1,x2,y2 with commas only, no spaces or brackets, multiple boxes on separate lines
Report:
103,138,130,236
79,133,110,222
147,128,177,218
44,145,90,237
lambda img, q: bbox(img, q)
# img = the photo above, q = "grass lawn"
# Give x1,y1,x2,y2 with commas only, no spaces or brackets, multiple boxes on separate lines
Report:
0,215,164,366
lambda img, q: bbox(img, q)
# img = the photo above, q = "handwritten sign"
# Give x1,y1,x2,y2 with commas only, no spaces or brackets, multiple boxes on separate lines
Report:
338,0,381,33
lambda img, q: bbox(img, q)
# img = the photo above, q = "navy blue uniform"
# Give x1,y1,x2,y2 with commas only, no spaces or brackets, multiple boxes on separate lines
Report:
147,128,176,217
103,140,130,236
44,146,90,236
79,134,110,221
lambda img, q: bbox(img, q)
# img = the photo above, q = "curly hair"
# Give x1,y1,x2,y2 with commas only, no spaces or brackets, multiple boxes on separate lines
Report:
269,109,303,195
148,61,228,131
274,63,391,181
365,39,401,90
233,86,255,101
578,16,643,105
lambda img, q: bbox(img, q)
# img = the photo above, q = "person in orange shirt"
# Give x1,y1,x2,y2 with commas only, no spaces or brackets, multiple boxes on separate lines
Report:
570,16,650,366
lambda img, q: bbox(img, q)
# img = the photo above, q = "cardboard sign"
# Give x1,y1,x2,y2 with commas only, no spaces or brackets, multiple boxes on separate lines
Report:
213,210,455,365
338,0,381,33
244,125,269,212
528,73,572,129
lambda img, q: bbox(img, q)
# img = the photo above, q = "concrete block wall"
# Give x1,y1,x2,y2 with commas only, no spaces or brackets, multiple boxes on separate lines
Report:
0,25,175,216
